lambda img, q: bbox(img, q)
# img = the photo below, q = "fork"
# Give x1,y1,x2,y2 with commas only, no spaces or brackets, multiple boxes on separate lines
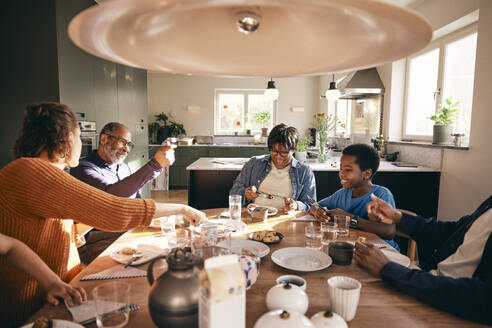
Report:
124,253,141,268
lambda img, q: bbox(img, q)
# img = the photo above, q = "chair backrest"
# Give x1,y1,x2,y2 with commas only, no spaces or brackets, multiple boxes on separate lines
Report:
396,209,417,262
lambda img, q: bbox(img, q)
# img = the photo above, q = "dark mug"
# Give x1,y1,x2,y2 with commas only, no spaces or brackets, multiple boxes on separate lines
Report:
329,242,354,265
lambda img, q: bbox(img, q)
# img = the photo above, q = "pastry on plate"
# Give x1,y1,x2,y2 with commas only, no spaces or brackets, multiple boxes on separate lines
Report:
33,317,52,328
252,230,266,241
120,247,137,255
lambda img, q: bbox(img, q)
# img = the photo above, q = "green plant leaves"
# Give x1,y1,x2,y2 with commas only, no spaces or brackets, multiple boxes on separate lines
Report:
429,97,459,125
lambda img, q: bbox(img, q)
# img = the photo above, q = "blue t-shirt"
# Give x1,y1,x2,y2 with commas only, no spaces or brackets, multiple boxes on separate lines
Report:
318,185,400,251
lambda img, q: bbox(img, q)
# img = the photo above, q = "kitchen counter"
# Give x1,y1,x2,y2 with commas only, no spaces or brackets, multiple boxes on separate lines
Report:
187,157,440,172
186,157,441,219
149,143,268,147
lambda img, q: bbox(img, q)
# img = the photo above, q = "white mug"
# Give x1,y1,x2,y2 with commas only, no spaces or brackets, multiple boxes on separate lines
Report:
327,276,361,322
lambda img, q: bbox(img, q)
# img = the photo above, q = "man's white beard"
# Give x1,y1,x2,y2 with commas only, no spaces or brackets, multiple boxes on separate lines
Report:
104,142,127,164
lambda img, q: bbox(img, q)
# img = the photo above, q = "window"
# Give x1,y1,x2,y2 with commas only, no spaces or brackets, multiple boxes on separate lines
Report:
327,99,351,137
403,25,477,141
215,89,275,134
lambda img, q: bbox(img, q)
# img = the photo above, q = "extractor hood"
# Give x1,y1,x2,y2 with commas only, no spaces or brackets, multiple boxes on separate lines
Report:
338,68,385,99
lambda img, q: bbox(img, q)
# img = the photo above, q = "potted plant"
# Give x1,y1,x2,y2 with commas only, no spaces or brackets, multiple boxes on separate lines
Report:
253,111,271,136
150,112,187,144
429,97,459,144
295,135,312,163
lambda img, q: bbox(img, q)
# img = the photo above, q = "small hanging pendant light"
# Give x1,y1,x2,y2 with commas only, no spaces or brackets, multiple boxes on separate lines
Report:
325,74,341,102
264,78,279,101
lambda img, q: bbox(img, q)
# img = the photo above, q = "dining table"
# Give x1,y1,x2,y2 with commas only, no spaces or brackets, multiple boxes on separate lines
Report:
26,208,487,327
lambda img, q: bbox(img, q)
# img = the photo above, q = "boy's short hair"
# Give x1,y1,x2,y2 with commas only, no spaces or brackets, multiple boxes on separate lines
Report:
342,143,380,178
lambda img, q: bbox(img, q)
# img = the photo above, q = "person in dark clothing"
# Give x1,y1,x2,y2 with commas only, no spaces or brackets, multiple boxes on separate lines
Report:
355,193,492,324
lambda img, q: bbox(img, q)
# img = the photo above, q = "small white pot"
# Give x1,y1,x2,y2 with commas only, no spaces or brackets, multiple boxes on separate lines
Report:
266,283,309,314
311,311,347,328
254,310,315,328
295,151,307,163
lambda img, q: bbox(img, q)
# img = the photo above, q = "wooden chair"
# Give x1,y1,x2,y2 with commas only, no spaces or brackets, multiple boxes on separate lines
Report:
396,209,418,262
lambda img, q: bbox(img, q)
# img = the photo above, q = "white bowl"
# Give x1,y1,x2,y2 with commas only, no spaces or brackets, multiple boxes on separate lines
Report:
266,283,309,314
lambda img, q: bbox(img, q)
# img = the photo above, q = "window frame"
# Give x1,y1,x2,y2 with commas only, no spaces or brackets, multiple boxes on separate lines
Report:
402,23,478,141
214,89,277,135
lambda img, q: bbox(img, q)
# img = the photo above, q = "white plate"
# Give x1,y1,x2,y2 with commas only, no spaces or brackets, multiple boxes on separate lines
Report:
247,204,278,216
381,249,411,267
110,244,166,266
193,219,247,235
271,247,333,272
22,319,84,328
218,239,270,258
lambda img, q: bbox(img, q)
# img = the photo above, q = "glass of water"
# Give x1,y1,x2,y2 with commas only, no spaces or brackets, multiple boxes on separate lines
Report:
93,281,130,328
229,195,242,220
168,229,191,249
160,215,176,235
320,221,338,246
305,223,322,249
200,223,220,247
334,215,350,237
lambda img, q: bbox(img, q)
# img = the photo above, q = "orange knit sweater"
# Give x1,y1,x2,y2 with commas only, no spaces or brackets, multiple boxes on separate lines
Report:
0,158,155,326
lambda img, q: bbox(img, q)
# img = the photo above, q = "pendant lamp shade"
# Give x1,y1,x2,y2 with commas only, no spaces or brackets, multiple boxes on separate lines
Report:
67,0,432,77
325,83,341,102
265,79,279,101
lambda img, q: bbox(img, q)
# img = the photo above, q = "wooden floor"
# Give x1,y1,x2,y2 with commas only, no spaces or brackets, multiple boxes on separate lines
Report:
151,189,188,204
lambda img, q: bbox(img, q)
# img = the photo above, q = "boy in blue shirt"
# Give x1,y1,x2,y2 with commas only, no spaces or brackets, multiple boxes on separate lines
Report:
310,143,399,251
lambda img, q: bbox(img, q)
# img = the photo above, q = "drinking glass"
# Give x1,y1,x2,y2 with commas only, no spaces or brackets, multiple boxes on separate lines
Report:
320,221,338,245
200,223,220,247
304,224,322,249
160,215,176,235
217,226,232,250
334,215,350,237
229,195,242,220
167,229,191,249
93,281,130,328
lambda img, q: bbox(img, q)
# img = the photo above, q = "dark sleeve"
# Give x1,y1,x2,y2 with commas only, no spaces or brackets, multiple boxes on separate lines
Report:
294,166,316,212
73,159,162,197
380,240,492,326
229,159,255,205
397,213,464,251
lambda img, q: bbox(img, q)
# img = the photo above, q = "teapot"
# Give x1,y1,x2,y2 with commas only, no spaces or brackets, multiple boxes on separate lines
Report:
147,248,200,328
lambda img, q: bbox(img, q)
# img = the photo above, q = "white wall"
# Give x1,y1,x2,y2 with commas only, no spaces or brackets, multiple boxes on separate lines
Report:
147,74,321,137
413,0,492,218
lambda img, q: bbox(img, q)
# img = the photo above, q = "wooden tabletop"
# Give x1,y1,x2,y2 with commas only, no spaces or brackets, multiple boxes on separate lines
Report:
27,209,486,327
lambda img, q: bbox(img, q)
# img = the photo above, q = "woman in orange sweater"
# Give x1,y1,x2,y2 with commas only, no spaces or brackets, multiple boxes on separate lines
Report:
0,102,206,326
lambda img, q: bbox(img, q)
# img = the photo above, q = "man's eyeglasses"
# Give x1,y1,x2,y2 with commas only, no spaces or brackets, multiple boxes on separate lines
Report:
270,149,292,157
105,134,134,150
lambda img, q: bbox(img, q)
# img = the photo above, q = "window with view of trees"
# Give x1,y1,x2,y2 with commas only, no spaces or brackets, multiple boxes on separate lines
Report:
403,24,477,141
215,90,275,134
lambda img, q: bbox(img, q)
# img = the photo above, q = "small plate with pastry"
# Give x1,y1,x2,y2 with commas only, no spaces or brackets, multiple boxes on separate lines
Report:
248,230,284,245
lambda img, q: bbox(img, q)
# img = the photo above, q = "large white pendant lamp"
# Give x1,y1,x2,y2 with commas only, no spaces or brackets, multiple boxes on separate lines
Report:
68,0,432,77
264,78,279,101
325,74,341,102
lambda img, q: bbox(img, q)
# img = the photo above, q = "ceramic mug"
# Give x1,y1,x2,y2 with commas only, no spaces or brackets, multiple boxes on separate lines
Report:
327,276,361,322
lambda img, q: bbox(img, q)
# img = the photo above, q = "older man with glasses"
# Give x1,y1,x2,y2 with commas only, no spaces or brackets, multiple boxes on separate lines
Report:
230,123,316,213
71,122,174,264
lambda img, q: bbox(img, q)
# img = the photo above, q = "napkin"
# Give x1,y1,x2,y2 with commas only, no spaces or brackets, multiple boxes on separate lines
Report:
81,264,147,281
65,300,139,325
